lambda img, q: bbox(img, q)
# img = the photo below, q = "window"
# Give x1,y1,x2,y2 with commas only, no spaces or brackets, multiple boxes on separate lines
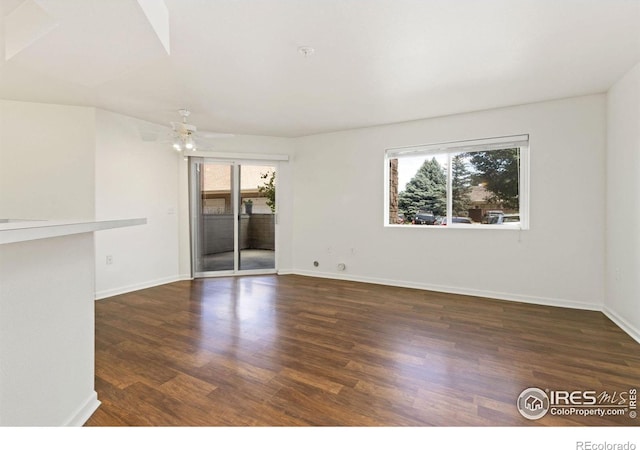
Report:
385,135,529,229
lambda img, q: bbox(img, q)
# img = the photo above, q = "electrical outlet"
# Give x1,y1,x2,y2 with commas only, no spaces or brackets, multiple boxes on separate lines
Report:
106,255,113,265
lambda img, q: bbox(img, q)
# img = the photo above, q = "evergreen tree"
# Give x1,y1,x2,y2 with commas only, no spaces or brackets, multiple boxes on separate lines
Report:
469,149,520,210
398,158,446,220
451,154,472,216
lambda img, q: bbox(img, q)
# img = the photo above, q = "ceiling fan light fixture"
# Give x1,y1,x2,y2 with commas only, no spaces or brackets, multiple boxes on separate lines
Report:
185,135,194,150
167,108,232,153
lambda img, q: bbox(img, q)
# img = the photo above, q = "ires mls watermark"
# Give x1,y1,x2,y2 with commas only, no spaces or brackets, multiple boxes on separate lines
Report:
517,387,637,420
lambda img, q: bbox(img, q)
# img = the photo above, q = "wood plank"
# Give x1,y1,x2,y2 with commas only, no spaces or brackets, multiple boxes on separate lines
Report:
85,274,640,426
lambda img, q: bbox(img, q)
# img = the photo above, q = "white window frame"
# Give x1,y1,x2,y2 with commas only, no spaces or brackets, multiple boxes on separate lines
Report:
384,134,530,230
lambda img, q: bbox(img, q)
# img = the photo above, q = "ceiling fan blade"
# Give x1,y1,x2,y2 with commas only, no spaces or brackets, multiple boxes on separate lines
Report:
162,109,233,150
136,123,170,142
192,136,215,149
198,131,235,139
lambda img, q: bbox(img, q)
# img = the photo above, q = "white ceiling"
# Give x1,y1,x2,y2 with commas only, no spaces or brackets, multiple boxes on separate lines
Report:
0,0,638,137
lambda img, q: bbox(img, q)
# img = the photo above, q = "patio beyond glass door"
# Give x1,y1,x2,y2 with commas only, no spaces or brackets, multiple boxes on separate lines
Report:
190,158,276,277
238,164,276,271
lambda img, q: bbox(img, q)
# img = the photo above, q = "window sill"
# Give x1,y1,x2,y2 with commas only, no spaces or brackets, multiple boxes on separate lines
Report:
384,224,527,230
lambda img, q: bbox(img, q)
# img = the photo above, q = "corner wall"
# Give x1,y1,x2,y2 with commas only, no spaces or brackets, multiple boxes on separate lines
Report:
93,111,295,291
0,234,98,425
0,100,95,220
292,95,607,310
605,62,640,342
94,109,180,298
0,100,98,426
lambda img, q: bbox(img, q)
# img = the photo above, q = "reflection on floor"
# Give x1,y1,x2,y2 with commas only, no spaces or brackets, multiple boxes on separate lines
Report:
88,275,640,426
202,249,275,271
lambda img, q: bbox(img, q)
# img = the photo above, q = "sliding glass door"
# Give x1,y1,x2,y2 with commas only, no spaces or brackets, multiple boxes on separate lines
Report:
190,158,277,277
191,160,235,273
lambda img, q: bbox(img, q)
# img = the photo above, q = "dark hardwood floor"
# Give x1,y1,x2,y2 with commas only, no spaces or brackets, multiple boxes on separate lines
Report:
85,275,640,426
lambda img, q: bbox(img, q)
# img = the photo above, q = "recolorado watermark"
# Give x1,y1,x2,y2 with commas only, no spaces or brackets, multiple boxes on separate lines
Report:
517,387,637,420
576,442,636,450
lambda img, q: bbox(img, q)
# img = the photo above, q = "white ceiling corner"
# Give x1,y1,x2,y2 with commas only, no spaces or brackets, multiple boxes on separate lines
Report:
4,0,58,61
4,0,171,87
136,0,170,55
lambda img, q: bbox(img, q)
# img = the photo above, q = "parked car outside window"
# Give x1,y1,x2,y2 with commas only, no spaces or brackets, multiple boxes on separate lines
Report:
482,210,504,224
435,217,474,226
413,211,436,225
483,213,520,225
501,214,520,224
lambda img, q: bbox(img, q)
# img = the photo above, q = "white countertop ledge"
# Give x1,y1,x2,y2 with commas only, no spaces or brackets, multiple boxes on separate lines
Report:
0,218,147,244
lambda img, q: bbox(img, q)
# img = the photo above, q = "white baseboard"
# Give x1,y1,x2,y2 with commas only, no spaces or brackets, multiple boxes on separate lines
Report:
65,391,100,426
277,269,295,275
290,270,640,342
95,275,188,300
603,306,640,344
291,269,602,311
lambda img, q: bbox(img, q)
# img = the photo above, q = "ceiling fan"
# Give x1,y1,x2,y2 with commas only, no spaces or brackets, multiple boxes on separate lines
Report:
168,108,233,152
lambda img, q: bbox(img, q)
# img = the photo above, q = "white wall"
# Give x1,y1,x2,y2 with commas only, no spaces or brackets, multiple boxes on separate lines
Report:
0,234,98,426
0,100,98,426
177,135,295,278
605,62,640,342
292,95,606,309
94,110,180,298
0,100,95,220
